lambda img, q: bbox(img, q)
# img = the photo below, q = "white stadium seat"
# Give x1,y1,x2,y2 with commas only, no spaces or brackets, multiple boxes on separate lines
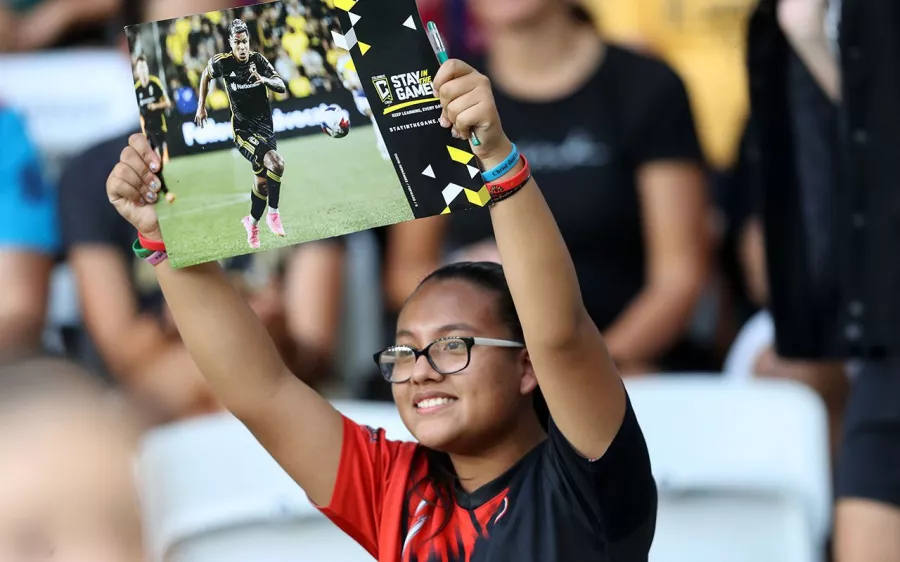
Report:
628,376,831,562
137,402,410,562
723,310,775,381
137,379,830,562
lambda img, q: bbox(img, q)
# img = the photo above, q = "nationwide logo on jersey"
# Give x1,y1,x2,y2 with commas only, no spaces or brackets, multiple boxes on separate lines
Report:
372,74,393,106
231,81,261,91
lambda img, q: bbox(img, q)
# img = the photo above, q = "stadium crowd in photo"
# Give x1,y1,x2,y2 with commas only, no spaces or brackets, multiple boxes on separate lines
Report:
130,0,345,116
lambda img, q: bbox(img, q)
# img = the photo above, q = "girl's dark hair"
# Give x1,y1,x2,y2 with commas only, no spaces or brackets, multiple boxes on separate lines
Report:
402,261,549,539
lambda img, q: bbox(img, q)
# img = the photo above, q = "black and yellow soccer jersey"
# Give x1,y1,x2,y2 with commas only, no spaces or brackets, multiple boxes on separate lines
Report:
135,76,168,133
208,51,279,138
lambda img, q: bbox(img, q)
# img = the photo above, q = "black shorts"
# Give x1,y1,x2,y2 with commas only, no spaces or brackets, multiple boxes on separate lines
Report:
145,128,167,151
835,359,900,508
234,129,277,176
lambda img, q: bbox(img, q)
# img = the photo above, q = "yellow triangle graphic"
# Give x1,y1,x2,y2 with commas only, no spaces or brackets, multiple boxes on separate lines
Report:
334,0,357,11
447,145,474,165
441,206,452,215
358,42,371,55
467,186,491,207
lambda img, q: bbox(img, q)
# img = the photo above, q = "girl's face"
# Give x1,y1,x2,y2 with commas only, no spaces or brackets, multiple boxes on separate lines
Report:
466,0,565,30
391,279,537,454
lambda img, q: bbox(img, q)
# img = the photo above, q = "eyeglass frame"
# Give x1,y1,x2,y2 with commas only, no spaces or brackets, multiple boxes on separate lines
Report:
373,336,525,383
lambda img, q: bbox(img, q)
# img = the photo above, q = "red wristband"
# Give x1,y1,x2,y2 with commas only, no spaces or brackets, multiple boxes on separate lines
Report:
486,154,531,203
138,231,167,253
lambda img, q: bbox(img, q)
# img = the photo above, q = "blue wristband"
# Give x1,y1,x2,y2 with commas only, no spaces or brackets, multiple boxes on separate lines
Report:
481,143,519,182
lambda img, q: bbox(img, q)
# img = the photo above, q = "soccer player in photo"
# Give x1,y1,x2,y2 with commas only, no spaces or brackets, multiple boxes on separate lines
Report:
336,52,390,161
194,19,287,249
134,55,176,203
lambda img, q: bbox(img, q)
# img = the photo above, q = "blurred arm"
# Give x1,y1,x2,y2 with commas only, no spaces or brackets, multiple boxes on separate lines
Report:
258,56,287,94
602,162,710,370
383,217,446,312
155,259,344,507
152,78,173,111
778,0,841,100
487,149,625,460
0,250,52,357
280,241,346,386
69,246,170,377
68,246,217,420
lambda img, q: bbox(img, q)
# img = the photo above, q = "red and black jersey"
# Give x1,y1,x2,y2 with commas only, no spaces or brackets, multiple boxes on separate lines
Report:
316,395,657,561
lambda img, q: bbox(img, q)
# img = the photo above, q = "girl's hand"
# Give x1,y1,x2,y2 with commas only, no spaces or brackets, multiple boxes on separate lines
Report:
106,133,165,240
433,59,513,169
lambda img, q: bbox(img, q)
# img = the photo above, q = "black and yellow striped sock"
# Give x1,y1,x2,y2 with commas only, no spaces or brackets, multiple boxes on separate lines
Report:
250,180,267,223
267,169,282,211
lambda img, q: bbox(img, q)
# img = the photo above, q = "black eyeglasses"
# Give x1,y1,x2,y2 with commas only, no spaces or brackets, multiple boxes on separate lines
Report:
373,336,525,383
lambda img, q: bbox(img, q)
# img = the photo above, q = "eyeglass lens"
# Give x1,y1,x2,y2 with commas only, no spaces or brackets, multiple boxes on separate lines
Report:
378,337,469,381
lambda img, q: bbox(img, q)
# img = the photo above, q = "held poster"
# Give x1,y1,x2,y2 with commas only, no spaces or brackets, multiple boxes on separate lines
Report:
125,0,489,268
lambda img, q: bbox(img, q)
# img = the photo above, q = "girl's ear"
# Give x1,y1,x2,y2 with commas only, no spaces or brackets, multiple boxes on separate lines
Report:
519,349,537,396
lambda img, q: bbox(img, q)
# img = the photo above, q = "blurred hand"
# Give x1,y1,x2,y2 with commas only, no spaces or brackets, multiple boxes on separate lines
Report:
777,0,829,42
194,105,208,128
432,59,512,168
106,133,164,240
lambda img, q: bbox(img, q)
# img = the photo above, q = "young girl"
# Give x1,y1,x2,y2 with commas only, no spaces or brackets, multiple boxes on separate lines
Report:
106,58,657,561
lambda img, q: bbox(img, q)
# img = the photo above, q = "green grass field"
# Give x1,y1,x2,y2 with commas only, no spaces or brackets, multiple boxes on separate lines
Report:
157,125,414,267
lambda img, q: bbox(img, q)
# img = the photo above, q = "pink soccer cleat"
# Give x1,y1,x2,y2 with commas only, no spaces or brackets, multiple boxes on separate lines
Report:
241,216,260,249
266,212,285,237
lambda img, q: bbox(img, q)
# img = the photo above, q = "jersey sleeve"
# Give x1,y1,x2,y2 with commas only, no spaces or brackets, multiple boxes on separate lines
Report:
255,53,280,79
150,76,168,97
207,54,225,79
544,391,657,557
630,64,705,166
314,415,416,559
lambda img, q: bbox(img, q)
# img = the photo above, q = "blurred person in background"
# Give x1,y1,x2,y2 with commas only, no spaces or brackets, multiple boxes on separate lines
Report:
0,0,121,52
588,0,762,361
0,105,58,360
748,0,900,560
376,0,711,385
590,0,757,174
0,356,144,562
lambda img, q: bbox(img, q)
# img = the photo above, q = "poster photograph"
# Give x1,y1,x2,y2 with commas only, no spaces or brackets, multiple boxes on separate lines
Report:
125,0,489,268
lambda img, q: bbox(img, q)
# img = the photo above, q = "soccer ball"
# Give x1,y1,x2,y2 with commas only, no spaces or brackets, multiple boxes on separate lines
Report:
321,104,350,138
